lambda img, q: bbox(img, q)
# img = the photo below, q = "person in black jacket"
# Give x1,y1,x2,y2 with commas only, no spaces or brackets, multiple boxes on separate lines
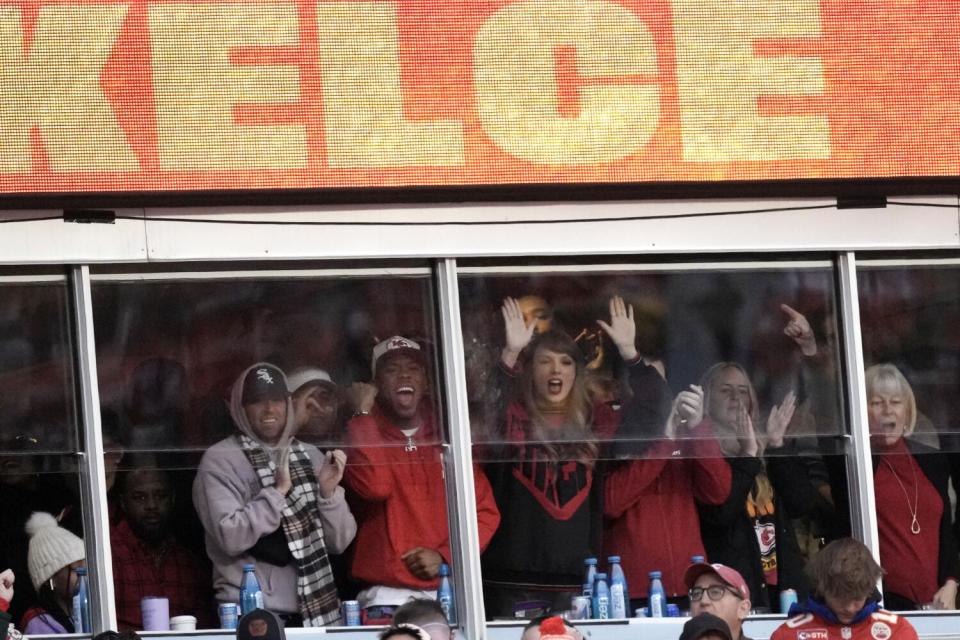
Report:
866,364,959,610
480,296,674,618
696,360,818,613
696,306,827,612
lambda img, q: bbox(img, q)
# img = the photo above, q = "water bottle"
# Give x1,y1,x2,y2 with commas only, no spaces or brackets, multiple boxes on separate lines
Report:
691,555,705,564
583,557,598,598
648,571,666,618
608,556,628,619
72,567,91,633
437,563,457,624
240,564,264,614
592,572,610,619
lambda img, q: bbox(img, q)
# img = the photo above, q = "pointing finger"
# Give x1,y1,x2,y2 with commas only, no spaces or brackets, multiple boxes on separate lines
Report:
780,303,802,320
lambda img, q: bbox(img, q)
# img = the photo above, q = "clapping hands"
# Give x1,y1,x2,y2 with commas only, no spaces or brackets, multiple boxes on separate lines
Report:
733,390,797,456
765,390,797,450
317,449,347,499
665,385,704,439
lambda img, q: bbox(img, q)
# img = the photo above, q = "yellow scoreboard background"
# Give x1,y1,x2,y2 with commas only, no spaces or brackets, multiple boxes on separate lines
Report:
1,0,957,194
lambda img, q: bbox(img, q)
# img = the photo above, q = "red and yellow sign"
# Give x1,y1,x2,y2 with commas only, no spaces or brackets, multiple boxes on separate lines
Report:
0,0,958,194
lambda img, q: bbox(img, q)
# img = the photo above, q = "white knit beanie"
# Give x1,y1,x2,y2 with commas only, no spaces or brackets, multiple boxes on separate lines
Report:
25,512,85,590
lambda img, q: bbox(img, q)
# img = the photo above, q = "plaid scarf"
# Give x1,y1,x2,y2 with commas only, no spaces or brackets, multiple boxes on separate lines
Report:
238,434,341,626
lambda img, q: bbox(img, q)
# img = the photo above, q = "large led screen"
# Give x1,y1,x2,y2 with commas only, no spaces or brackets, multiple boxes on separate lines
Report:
1,1,957,194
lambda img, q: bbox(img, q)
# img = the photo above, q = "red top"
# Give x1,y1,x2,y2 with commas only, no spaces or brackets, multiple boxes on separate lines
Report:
0,597,8,613
110,518,214,630
874,438,942,604
771,609,918,640
345,404,501,590
602,419,731,598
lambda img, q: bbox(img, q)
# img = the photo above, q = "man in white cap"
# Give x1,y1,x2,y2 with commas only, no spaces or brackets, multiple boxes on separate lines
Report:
286,367,342,445
344,337,500,620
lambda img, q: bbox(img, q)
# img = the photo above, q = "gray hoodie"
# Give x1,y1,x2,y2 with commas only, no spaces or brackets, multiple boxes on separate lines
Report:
193,363,356,613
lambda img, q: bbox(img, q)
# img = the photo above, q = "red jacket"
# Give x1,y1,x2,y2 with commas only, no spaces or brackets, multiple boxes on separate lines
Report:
771,609,918,640
345,403,500,590
603,419,731,598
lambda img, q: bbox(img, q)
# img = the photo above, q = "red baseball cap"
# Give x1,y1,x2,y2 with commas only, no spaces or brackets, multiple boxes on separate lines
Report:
683,562,751,601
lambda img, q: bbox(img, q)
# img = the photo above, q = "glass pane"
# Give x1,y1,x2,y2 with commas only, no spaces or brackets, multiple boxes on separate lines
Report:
93,269,452,629
459,261,850,618
0,279,85,632
858,262,960,612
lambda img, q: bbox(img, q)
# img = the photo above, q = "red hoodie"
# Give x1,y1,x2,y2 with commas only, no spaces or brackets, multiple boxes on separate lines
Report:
345,403,500,590
603,418,731,598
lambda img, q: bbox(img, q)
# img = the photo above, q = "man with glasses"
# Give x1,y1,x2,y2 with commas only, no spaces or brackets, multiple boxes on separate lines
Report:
684,562,753,640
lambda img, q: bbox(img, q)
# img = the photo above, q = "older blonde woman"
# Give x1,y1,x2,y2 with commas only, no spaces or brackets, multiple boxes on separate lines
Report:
866,363,959,610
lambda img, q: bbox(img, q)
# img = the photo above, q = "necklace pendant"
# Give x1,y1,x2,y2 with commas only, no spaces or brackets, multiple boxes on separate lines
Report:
911,516,921,535
405,437,418,452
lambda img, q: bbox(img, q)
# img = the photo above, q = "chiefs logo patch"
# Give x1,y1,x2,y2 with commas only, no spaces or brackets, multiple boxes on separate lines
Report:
797,630,828,640
871,622,892,640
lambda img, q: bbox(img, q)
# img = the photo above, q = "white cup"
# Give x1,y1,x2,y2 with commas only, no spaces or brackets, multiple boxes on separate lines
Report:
169,615,198,631
141,597,170,631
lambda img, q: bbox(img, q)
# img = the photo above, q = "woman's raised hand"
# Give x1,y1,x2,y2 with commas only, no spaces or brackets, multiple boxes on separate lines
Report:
597,295,638,361
737,402,760,457
781,304,817,357
501,297,536,369
765,390,797,449
666,385,704,438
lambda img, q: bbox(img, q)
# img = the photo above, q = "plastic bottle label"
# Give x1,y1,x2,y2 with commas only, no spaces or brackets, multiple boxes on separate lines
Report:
439,596,453,621
649,593,664,617
72,595,82,630
595,595,610,619
610,583,626,618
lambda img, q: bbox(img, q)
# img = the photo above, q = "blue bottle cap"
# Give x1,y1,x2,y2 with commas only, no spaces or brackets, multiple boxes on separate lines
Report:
584,557,598,565
649,571,662,579
439,563,450,577
608,556,621,563
595,573,607,580
243,563,255,571
75,568,87,576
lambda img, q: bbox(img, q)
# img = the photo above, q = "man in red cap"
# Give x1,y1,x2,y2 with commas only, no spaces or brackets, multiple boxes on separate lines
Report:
685,562,753,640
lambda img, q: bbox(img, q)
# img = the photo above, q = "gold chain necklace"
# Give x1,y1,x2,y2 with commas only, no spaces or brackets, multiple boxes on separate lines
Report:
883,457,921,535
